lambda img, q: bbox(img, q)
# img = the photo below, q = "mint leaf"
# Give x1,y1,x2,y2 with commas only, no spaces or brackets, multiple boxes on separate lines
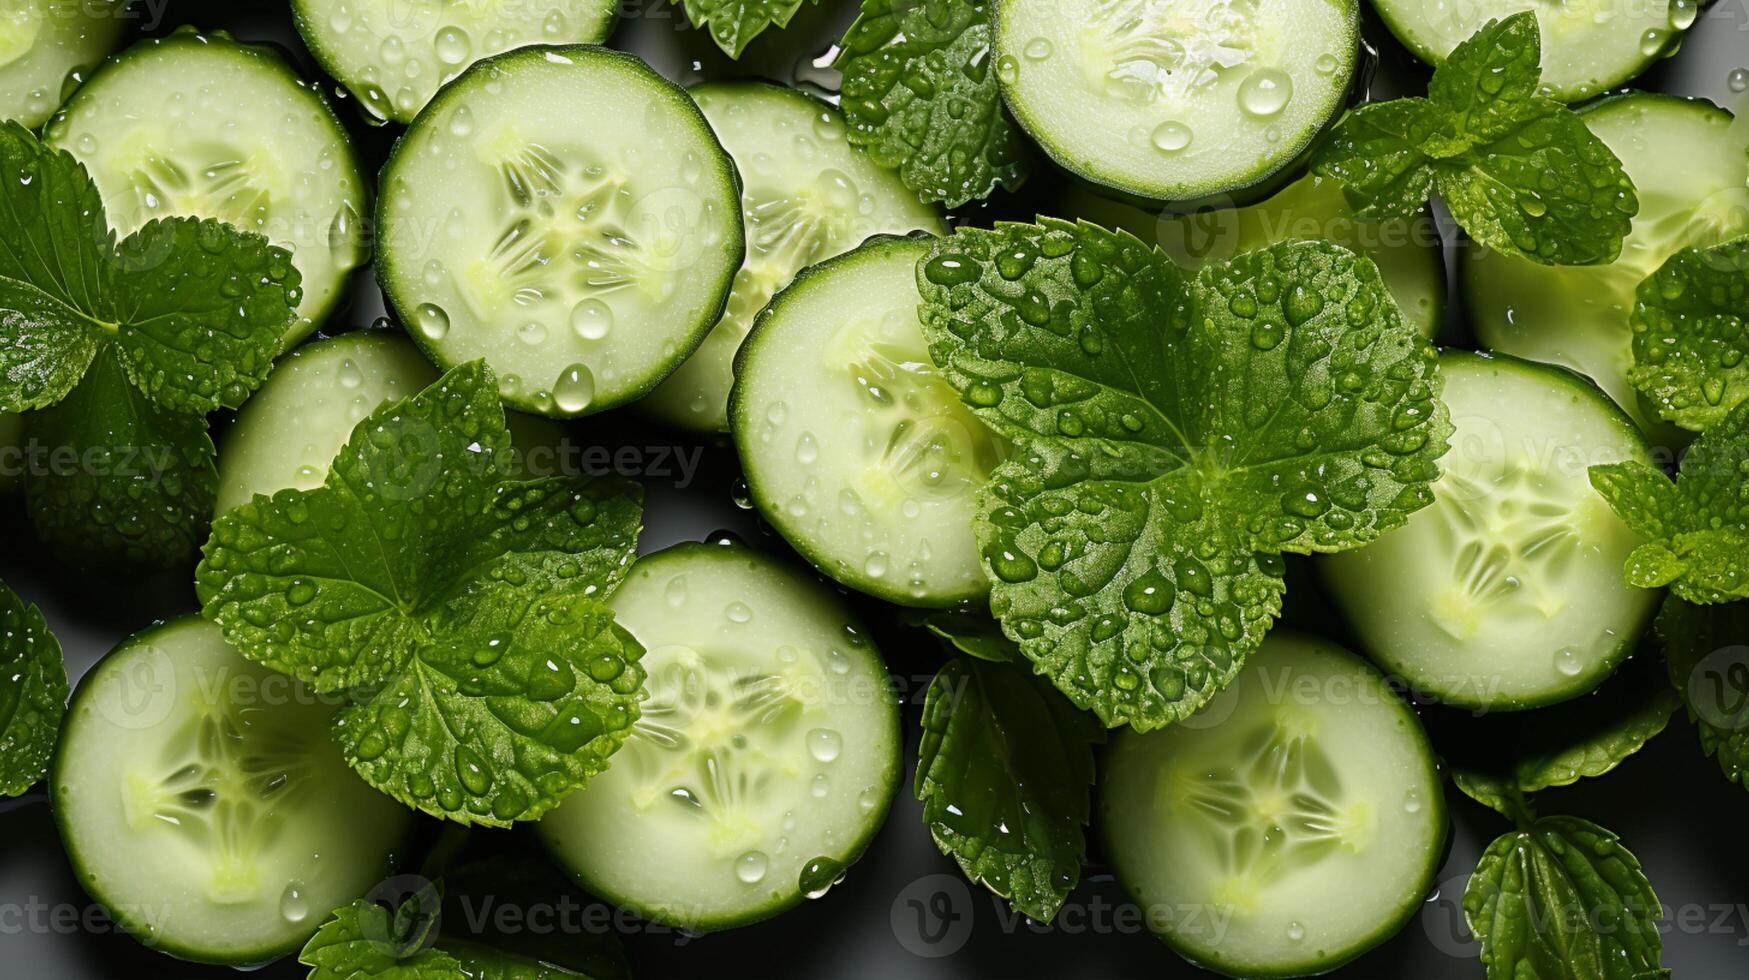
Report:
917,655,1102,921
0,122,297,414
674,0,814,58
1590,399,1749,603
904,608,1016,662
1628,237,1749,432
1465,816,1667,980
0,579,67,797
24,349,218,570
1313,13,1637,266
302,890,462,980
1453,770,1535,825
917,221,1448,729
199,362,646,825
1656,595,1749,790
836,0,1029,207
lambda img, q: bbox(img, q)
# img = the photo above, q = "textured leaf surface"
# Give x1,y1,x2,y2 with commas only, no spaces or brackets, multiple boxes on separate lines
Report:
302,894,463,980
1590,398,1749,603
916,656,1102,920
1313,14,1636,266
836,0,1029,207
1628,238,1749,432
1465,816,1667,980
674,0,813,57
1656,595,1749,791
917,220,1448,728
0,579,67,797
24,350,217,570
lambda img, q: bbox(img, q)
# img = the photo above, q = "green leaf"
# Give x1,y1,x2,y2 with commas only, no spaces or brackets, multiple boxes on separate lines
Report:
302,890,463,980
916,656,1103,921
0,122,297,414
1464,816,1667,980
0,579,67,797
1312,13,1636,267
836,0,1029,207
1655,595,1749,790
1590,398,1749,603
1628,238,1749,432
903,608,1016,662
917,220,1448,729
24,349,218,570
1452,769,1535,825
337,587,644,824
673,0,814,58
198,362,646,825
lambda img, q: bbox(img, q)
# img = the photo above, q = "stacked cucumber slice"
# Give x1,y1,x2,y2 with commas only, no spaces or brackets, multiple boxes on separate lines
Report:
377,45,745,418
539,544,902,931
45,29,368,345
53,619,410,965
643,82,943,431
0,0,124,127
293,0,619,123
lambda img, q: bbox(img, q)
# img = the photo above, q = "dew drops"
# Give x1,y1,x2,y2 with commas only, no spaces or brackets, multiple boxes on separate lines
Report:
1238,68,1293,118
434,25,472,65
665,575,689,608
996,55,1019,84
1287,922,1306,942
1731,68,1749,94
415,303,449,340
570,298,613,340
1403,790,1423,814
725,600,753,624
798,856,846,899
553,363,595,414
735,850,769,884
280,881,309,924
1553,646,1584,677
1151,120,1193,153
811,772,831,798
1023,37,1053,60
807,727,843,763
1314,53,1339,76
1640,28,1666,57
796,432,819,465
519,321,549,346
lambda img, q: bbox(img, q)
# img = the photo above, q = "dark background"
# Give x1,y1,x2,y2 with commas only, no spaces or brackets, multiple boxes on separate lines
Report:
3,1,1748,976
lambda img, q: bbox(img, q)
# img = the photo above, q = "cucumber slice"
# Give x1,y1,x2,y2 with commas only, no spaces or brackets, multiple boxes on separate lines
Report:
1060,172,1445,338
52,617,410,965
215,332,439,515
45,29,369,346
732,236,1005,606
377,46,744,418
292,0,618,124
0,0,124,128
1466,94,1749,433
539,543,902,931
642,81,943,431
1321,352,1658,711
1370,0,1696,103
994,0,1359,202
1100,631,1445,979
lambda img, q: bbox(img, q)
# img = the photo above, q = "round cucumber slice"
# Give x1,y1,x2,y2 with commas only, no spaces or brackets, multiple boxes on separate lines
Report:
52,617,410,966
1466,94,1749,433
377,45,744,418
732,236,1005,607
539,543,902,932
215,332,440,515
994,0,1358,202
0,0,124,128
642,81,943,431
44,29,369,346
1101,631,1445,979
1321,351,1659,711
1061,172,1445,339
293,0,619,124
1370,0,1696,103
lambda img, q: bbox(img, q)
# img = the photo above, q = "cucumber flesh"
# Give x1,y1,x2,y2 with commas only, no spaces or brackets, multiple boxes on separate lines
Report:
732,236,1004,606
0,0,124,128
1466,94,1749,433
1061,172,1445,338
539,543,902,931
1371,0,1696,102
377,46,744,418
642,82,943,431
1101,632,1445,979
1321,352,1658,711
215,332,439,514
292,0,618,124
52,618,410,965
45,29,369,345
994,0,1358,202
